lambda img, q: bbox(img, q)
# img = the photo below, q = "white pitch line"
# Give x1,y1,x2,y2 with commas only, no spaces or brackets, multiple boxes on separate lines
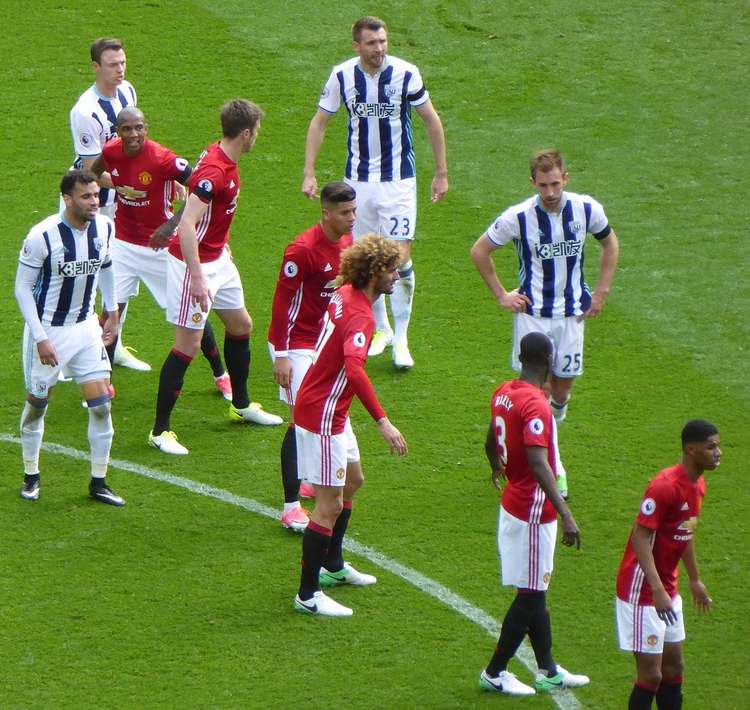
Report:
1,434,582,709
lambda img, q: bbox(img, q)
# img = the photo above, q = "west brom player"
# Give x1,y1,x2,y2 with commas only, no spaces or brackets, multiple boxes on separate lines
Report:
91,108,232,398
616,420,719,710
301,16,448,370
68,37,147,371
471,149,619,423
269,182,356,531
479,332,587,696
293,235,407,617
148,99,282,456
15,170,124,506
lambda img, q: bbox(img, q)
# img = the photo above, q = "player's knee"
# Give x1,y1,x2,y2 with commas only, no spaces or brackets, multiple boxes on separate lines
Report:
21,398,48,427
661,659,684,681
86,397,112,420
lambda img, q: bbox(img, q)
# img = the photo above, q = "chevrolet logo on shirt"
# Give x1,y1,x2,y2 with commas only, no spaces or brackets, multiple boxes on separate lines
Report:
536,241,583,259
116,185,148,200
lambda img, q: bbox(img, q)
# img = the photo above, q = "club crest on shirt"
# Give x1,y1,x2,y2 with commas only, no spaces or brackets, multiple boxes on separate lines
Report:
192,313,203,324
336,468,345,480
640,497,656,516
646,635,658,647
353,332,366,348
283,260,299,278
94,238,104,251
528,418,544,435
138,171,152,185
384,85,398,97
569,221,582,234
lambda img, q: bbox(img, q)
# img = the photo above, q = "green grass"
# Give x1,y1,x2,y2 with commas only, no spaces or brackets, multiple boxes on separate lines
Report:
0,1,748,708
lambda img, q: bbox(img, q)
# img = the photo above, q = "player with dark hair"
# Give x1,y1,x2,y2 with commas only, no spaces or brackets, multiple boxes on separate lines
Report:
479,331,588,696
471,148,619,424
269,181,356,531
293,235,407,617
302,16,448,369
148,99,282,456
16,170,123,505
616,419,720,709
91,107,232,398
67,37,148,371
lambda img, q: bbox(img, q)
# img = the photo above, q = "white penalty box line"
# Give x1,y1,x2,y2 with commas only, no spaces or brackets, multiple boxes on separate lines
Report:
1,433,582,709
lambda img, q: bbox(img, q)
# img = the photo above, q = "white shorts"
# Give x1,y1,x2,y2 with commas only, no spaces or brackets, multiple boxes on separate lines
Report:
498,506,557,591
512,312,585,378
616,595,685,654
295,420,360,487
345,177,417,242
22,316,111,397
166,249,244,329
112,238,169,308
276,349,315,405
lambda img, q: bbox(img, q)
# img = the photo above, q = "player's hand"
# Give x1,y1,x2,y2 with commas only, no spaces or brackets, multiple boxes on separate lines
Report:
301,175,318,200
190,274,212,313
431,174,448,203
491,467,505,490
148,225,172,250
37,339,58,367
653,587,677,625
273,356,292,388
560,512,580,549
173,181,187,202
377,417,408,456
689,579,712,612
101,311,120,346
579,291,605,321
498,289,531,313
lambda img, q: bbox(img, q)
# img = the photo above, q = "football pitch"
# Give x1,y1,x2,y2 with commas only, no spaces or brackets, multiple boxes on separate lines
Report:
0,1,747,708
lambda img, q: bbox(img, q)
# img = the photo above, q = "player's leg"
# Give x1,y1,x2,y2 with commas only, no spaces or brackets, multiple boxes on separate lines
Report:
381,180,417,368
200,320,232,400
20,394,48,501
79,377,123,506
616,597,667,709
350,180,393,354
656,595,686,709
149,324,202,455
280,351,315,531
549,317,584,423
110,240,151,371
293,426,352,616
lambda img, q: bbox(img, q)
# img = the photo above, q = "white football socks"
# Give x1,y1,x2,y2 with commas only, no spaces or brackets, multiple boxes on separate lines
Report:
392,260,414,346
87,398,113,478
20,400,47,475
371,295,392,335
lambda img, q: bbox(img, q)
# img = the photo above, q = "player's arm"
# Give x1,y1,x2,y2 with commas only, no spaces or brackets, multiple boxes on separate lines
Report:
98,260,119,346
79,155,114,189
301,109,334,199
582,229,619,319
485,421,505,490
682,538,712,612
414,100,448,203
150,160,193,248
470,234,530,312
177,193,211,312
89,155,107,179
15,262,58,366
630,522,677,623
527,446,579,548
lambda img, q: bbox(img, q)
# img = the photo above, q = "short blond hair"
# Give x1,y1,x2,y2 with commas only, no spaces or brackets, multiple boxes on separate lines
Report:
337,234,400,289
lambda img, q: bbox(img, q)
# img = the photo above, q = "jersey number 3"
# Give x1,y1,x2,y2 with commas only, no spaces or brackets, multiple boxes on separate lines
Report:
494,415,508,466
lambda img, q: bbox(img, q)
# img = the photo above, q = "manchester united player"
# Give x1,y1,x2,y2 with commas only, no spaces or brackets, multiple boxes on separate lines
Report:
268,182,356,531
148,99,282,456
91,108,232,397
293,235,407,617
616,420,720,710
479,332,588,696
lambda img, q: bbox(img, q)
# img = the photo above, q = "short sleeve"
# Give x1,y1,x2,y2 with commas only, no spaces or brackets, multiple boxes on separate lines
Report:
190,165,223,204
585,196,610,239
406,65,429,107
520,397,552,449
485,207,520,247
19,229,48,269
71,109,104,158
318,69,342,114
635,478,673,531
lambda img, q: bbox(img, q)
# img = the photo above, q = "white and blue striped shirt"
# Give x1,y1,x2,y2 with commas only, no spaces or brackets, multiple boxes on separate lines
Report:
485,192,611,318
69,80,137,206
19,213,114,327
318,55,429,182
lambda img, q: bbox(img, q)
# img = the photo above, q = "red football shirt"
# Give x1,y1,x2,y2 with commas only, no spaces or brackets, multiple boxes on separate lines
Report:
168,142,239,263
268,224,353,353
491,379,558,523
102,138,189,246
616,464,706,604
294,284,385,435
